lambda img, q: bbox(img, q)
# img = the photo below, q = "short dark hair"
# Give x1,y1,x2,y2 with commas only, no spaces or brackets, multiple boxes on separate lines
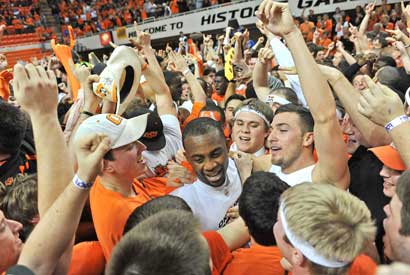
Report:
123,195,192,234
275,104,314,134
108,210,211,275
182,117,225,148
239,172,289,246
225,94,245,109
397,171,410,236
0,101,28,155
103,150,115,161
203,67,216,76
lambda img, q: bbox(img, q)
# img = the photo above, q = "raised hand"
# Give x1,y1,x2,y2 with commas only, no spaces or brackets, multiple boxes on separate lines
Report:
168,50,189,72
257,42,275,64
257,1,297,37
13,63,58,116
74,133,111,183
365,1,376,15
386,28,407,42
256,19,267,35
402,1,410,20
357,76,405,126
166,160,196,187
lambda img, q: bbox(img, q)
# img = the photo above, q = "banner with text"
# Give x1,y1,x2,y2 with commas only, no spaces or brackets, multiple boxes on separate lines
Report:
77,0,402,50
288,0,402,16
112,1,260,45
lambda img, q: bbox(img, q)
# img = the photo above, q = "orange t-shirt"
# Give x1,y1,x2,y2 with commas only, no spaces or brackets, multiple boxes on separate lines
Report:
90,177,171,260
69,241,105,275
212,93,225,103
348,254,377,275
182,101,205,130
223,244,285,275
203,231,233,275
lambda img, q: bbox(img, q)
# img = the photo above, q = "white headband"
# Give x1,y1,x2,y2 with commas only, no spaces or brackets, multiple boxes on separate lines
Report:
234,105,270,126
279,203,349,268
265,95,291,106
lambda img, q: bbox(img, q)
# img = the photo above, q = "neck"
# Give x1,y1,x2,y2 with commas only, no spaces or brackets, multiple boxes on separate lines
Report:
100,174,135,197
282,151,315,174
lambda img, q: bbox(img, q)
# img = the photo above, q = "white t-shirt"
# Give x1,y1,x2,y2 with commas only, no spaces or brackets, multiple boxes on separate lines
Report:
142,114,183,177
171,158,242,231
269,164,315,187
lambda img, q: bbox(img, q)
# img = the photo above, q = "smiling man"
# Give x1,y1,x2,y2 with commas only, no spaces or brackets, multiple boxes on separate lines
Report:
74,113,172,261
231,98,273,156
256,0,349,190
383,171,410,263
171,117,242,231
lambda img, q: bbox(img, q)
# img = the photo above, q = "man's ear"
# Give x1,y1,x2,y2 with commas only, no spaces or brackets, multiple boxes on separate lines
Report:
102,159,114,173
302,132,314,148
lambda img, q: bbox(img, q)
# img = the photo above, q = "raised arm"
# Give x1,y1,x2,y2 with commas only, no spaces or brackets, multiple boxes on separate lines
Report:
13,64,75,216
18,134,110,274
12,63,76,274
253,43,275,101
359,2,375,37
319,65,391,147
137,30,176,116
259,1,349,189
358,76,410,167
168,51,207,103
336,41,357,66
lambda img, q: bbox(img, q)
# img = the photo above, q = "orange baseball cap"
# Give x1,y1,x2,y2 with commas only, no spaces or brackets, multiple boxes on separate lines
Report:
369,145,406,171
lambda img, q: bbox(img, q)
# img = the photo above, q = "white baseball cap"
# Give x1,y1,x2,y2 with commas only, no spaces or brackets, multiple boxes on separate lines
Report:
92,45,142,115
75,113,148,149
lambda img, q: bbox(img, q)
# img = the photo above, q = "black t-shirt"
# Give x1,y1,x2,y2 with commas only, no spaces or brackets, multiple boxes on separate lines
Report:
348,145,390,261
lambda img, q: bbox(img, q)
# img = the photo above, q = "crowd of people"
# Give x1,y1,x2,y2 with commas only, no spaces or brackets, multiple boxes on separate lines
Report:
0,0,43,35
51,0,224,38
1,0,410,274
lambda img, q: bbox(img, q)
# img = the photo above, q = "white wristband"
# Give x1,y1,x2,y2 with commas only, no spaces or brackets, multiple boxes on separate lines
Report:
72,174,93,190
385,115,409,133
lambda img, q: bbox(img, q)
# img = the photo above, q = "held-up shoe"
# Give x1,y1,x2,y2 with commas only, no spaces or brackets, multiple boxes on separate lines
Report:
92,45,141,115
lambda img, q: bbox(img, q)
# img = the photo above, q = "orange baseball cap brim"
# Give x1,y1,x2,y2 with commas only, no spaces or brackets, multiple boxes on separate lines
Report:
369,145,406,171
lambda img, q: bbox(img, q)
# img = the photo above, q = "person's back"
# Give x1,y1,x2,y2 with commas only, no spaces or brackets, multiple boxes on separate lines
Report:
223,172,288,275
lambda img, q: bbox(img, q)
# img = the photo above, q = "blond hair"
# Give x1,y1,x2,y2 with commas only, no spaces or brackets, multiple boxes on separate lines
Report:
280,182,375,272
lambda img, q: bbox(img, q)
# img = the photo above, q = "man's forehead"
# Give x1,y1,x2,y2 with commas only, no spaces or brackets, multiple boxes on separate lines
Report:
273,112,299,124
235,112,264,124
184,133,225,153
